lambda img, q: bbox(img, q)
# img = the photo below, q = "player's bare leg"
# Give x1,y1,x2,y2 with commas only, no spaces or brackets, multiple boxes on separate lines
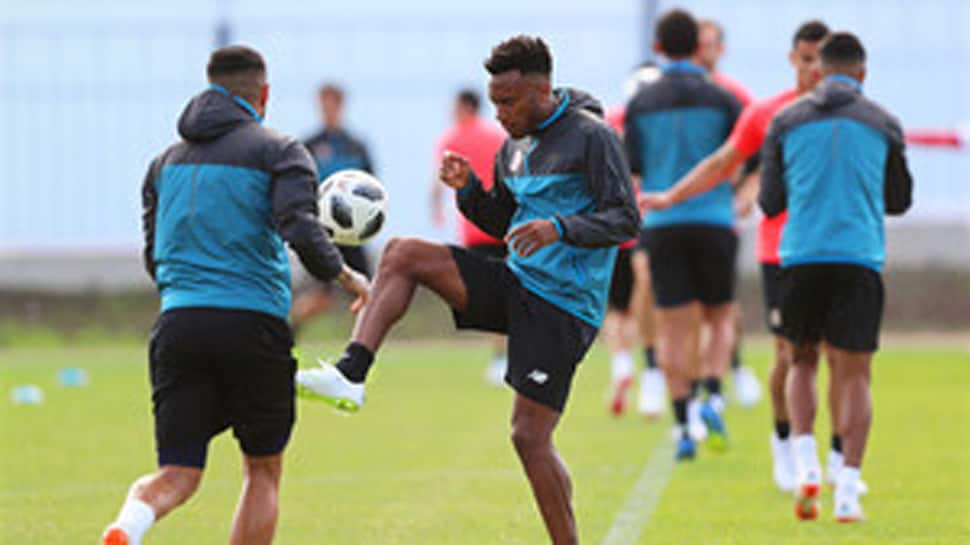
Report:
769,335,796,491
229,454,283,545
291,288,334,331
788,342,823,519
696,302,736,451
631,251,665,418
102,466,202,544
828,347,872,521
351,237,468,349
605,308,639,415
656,302,702,459
511,395,577,545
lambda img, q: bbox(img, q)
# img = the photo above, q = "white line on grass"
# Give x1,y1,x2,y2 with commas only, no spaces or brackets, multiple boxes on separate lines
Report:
598,439,676,545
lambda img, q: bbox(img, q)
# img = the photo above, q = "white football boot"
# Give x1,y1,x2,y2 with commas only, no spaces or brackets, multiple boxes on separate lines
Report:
296,360,365,413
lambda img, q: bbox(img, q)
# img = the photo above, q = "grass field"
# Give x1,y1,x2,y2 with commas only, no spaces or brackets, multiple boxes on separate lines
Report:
1,337,968,544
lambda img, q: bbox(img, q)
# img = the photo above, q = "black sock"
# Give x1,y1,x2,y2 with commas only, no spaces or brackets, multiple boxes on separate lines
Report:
335,342,375,383
644,346,658,369
704,376,722,397
731,346,741,370
775,420,791,440
831,434,842,454
689,379,701,399
673,397,689,437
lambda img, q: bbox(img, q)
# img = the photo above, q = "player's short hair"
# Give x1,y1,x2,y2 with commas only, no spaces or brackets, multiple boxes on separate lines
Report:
699,19,725,45
656,9,699,58
792,20,830,46
820,32,867,67
484,35,552,77
457,89,481,112
319,83,345,102
206,46,266,103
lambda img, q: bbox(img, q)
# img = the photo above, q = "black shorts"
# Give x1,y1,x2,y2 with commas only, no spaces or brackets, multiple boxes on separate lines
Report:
449,246,597,412
640,225,738,308
781,264,884,352
149,308,297,468
467,242,508,260
761,262,784,335
608,248,635,311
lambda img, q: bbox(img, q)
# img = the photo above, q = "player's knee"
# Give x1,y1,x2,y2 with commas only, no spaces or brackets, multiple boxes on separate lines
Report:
379,237,418,275
510,423,549,459
242,455,283,485
133,466,202,504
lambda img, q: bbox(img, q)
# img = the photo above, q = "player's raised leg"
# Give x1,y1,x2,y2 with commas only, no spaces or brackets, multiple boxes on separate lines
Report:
296,237,468,408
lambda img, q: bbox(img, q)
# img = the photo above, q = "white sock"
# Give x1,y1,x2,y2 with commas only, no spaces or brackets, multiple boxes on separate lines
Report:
611,351,634,381
837,465,861,497
792,434,820,472
708,394,726,413
491,356,507,369
111,498,156,544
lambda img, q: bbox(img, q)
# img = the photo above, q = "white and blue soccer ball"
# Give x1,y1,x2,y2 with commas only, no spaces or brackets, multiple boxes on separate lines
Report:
317,169,388,246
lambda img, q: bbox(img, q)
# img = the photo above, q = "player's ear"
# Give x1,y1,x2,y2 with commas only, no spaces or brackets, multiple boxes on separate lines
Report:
260,83,270,108
653,41,663,55
788,48,797,67
856,66,867,84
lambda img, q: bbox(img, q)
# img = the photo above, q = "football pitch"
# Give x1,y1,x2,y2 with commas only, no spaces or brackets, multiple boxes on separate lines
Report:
1,338,968,544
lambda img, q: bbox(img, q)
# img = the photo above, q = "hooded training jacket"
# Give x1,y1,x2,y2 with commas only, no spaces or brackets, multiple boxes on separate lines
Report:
457,88,640,327
142,85,344,319
759,75,913,272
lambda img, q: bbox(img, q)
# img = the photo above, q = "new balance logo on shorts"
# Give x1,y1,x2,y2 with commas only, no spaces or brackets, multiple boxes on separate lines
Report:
527,370,549,385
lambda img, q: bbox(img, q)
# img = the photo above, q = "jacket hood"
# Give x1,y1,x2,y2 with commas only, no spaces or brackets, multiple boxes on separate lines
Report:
559,87,604,119
177,88,259,142
808,77,862,112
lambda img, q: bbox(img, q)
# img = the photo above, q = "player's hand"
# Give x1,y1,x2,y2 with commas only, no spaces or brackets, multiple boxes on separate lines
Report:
439,151,472,190
337,265,370,313
505,219,560,258
638,192,673,211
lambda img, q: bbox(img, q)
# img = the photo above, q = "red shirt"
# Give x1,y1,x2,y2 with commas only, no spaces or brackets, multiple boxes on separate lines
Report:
435,117,506,246
712,71,754,108
727,88,800,264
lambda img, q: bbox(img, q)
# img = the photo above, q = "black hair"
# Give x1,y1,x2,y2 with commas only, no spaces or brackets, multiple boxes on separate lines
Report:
456,89,481,112
820,32,867,66
792,20,830,46
656,9,698,58
207,45,265,79
484,35,552,76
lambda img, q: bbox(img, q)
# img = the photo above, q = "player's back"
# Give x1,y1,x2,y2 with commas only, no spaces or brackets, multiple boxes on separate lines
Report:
148,87,309,319
762,76,911,271
625,61,741,229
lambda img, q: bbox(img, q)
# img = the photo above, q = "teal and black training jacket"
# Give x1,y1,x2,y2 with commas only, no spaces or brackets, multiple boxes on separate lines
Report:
142,86,344,319
457,88,640,327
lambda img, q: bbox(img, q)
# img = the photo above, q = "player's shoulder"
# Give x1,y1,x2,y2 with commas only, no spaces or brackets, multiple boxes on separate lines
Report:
852,95,904,139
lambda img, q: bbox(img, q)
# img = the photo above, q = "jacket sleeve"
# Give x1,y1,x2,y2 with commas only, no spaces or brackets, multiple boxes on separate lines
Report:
622,102,643,176
141,157,160,281
555,127,641,247
271,138,344,282
758,118,788,218
883,118,914,216
456,148,518,238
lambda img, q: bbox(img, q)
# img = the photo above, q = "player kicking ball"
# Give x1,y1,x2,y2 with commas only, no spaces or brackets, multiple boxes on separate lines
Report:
759,32,912,522
297,35,639,544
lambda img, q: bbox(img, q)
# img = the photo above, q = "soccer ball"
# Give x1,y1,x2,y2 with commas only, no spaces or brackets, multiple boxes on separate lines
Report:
317,169,388,246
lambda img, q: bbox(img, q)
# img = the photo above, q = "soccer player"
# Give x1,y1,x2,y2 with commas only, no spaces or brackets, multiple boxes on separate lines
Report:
292,83,376,335
100,46,368,545
429,89,507,386
625,9,742,460
640,20,830,488
298,35,639,544
759,32,912,521
695,17,762,407
696,19,754,108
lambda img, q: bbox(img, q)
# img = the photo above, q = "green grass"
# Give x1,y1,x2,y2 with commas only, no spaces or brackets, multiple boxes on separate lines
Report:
1,339,968,544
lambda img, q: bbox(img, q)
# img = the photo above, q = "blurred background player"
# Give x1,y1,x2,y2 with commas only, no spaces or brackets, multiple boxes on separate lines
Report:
101,46,368,545
604,62,665,418
429,89,507,386
625,9,742,461
292,83,376,335
696,17,762,408
641,20,831,491
759,31,912,521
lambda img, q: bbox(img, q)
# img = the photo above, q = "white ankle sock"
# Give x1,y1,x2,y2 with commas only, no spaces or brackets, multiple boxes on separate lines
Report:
708,394,726,413
838,466,862,494
611,351,634,381
792,434,820,471
112,498,156,544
